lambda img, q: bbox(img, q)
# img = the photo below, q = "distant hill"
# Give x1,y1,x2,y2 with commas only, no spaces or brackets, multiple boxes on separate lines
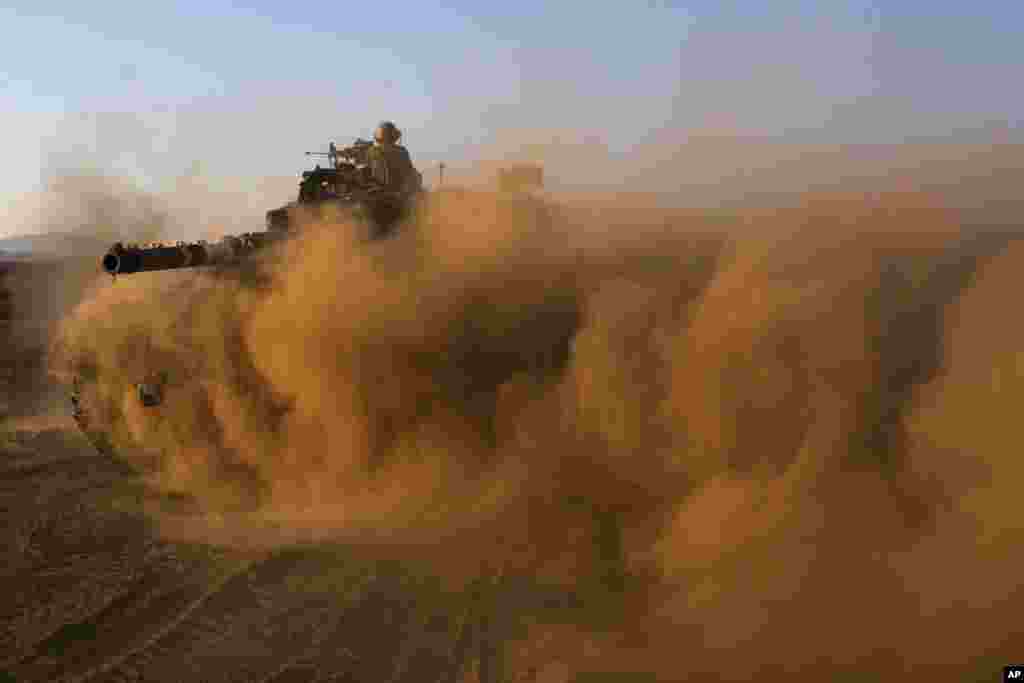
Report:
0,232,113,260
0,242,31,257
0,249,36,262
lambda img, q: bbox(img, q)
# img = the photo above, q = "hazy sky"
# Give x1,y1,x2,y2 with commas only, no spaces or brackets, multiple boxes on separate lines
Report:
1,1,1021,231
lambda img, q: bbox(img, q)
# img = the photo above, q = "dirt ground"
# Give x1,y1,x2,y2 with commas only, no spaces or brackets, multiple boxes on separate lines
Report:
0,422,508,682
1,257,523,683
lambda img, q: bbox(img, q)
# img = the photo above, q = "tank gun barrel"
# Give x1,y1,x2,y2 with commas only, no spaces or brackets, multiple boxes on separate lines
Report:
102,232,287,276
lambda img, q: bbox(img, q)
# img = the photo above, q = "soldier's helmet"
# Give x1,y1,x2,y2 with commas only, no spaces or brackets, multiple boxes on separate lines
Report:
374,121,402,144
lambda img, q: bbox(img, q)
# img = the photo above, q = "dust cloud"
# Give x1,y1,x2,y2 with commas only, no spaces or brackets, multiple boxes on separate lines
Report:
1,172,187,421
45,138,1024,680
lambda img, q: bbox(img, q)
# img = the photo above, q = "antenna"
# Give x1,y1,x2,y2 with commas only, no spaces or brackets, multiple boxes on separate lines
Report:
304,142,339,168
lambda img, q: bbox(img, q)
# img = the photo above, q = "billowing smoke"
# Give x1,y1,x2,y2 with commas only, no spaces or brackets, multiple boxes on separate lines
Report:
48,151,1024,680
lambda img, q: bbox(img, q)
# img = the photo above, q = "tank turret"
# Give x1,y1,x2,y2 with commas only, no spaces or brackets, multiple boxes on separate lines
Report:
267,138,417,235
100,138,421,279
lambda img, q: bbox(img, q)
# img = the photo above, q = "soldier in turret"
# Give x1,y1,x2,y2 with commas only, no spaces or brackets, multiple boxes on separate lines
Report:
366,121,422,196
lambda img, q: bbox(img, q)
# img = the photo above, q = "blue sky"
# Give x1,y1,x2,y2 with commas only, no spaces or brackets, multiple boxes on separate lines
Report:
1,1,1022,231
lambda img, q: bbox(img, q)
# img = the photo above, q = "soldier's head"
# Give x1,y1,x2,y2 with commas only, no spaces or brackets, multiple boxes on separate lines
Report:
374,121,401,146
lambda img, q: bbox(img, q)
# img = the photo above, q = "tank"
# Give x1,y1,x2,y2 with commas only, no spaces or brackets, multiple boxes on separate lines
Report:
70,138,427,458
65,143,581,469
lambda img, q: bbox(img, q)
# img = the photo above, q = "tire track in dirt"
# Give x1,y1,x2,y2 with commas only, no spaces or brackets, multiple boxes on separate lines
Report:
0,427,239,682
59,553,266,683
9,559,218,682
0,453,109,484
86,550,382,683
0,447,151,663
2,463,543,683
0,427,466,682
77,549,470,683
292,569,464,683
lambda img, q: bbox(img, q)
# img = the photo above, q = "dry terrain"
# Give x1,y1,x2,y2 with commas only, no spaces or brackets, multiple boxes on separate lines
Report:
3,185,1024,682
1,257,521,683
